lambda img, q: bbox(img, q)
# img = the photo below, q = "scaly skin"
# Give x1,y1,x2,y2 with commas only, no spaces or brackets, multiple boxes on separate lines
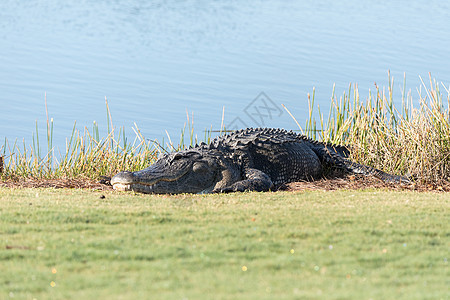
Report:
110,128,410,194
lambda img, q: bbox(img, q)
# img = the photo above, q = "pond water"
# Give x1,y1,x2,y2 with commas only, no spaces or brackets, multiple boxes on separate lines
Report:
1,0,449,151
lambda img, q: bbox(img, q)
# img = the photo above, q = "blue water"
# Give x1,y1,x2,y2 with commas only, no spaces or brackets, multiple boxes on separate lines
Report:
1,0,449,151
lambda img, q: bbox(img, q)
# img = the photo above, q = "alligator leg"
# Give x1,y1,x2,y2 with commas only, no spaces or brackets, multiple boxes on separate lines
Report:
214,168,274,193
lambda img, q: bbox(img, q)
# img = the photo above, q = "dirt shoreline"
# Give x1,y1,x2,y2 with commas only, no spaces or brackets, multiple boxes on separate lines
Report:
1,175,449,193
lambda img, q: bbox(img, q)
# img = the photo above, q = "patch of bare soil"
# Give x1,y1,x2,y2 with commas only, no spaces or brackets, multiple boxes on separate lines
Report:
0,178,113,191
285,175,450,193
0,175,448,193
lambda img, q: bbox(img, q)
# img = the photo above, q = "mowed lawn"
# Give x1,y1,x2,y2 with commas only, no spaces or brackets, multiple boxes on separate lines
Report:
0,187,448,299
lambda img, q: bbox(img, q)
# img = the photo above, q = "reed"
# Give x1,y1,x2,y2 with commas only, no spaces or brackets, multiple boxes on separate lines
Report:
1,74,449,184
298,73,450,183
1,99,158,181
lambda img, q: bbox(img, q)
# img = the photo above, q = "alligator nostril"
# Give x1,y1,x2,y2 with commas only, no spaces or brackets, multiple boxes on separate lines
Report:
111,171,135,185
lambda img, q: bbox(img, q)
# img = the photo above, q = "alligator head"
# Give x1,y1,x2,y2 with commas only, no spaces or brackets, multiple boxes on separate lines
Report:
110,150,221,194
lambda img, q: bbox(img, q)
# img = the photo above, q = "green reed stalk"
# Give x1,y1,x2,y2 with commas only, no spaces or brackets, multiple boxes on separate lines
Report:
2,75,449,184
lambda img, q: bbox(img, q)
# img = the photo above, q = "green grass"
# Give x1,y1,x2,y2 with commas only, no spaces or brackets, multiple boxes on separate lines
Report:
1,188,448,299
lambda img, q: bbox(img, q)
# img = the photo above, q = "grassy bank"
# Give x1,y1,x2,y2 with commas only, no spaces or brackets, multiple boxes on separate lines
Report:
310,74,450,183
1,188,448,299
1,74,449,184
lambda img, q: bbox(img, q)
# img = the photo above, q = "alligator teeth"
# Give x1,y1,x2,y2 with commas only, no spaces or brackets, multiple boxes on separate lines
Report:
112,183,132,191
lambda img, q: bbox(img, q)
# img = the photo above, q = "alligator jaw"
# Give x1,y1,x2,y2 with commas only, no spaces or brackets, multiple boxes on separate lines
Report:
111,171,134,191
110,170,189,193
112,182,132,192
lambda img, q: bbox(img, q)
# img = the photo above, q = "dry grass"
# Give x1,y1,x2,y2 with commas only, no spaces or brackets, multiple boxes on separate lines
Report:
1,74,449,186
1,174,449,193
1,99,158,181
301,73,450,184
0,177,111,191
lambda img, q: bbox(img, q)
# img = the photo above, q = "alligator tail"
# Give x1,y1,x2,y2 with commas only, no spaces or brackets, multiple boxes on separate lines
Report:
311,143,411,184
328,149,411,184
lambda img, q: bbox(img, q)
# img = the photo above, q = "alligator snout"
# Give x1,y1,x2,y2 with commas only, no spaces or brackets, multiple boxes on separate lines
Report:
111,171,135,191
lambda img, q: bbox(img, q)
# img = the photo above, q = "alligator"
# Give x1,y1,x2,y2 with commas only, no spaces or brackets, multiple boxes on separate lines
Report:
110,128,410,194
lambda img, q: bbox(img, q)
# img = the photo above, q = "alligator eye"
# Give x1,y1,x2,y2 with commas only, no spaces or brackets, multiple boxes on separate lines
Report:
172,153,183,160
